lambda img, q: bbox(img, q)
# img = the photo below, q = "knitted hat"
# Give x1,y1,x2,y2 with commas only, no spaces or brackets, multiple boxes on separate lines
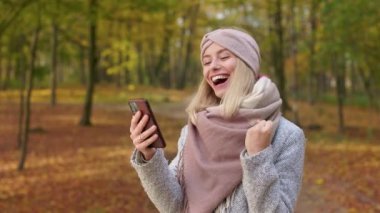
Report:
200,28,261,78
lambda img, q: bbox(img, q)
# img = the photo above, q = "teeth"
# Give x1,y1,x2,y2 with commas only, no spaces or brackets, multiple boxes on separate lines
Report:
212,75,228,83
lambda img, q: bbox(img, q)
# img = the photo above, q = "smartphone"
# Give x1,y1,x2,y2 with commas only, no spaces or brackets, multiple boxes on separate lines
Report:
128,99,166,148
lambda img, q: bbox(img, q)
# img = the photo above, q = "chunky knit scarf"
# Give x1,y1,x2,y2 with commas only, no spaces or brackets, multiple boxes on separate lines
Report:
179,76,282,213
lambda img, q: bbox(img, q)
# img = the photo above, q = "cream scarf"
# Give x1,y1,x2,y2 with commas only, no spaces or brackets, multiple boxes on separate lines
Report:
179,76,282,213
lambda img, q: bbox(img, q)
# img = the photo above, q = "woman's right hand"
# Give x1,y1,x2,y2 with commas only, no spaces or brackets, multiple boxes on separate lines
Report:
130,111,158,161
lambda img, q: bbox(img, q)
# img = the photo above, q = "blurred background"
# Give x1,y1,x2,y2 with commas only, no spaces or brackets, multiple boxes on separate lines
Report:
0,0,379,212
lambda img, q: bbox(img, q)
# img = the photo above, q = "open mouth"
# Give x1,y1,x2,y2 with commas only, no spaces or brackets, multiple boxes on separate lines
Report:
211,75,229,86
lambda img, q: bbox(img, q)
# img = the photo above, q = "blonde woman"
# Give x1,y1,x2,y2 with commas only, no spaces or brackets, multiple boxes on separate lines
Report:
129,28,305,213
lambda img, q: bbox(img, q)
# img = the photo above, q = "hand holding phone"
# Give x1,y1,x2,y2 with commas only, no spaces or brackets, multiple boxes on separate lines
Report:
128,99,166,149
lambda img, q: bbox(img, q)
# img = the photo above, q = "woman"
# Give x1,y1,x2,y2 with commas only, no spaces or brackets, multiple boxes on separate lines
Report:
129,28,305,213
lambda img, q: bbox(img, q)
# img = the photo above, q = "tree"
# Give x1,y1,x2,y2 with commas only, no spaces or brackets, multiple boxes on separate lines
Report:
288,0,299,98
307,0,320,104
177,1,200,89
335,60,346,133
50,0,60,106
154,9,175,88
319,0,380,132
268,0,291,111
0,0,33,36
79,0,98,126
18,10,41,171
0,39,3,88
16,35,27,149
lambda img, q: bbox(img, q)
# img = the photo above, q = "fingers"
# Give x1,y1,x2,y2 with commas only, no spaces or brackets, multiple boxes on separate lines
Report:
135,134,158,150
130,111,158,150
253,120,273,132
130,111,142,133
129,111,158,160
135,114,149,135
261,120,273,132
245,120,274,155
254,120,265,128
130,113,149,138
132,125,157,146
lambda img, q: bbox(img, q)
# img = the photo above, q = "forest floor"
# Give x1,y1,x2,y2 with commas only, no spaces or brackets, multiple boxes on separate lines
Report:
1,88,380,213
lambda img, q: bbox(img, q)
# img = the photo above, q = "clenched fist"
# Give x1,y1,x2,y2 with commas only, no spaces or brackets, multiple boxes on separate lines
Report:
245,120,273,156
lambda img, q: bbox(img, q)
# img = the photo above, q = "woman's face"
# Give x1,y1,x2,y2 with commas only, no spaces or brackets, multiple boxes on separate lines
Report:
202,43,237,98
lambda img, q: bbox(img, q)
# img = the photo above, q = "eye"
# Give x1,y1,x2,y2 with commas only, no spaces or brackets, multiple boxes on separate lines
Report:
203,60,211,66
220,55,230,60
219,51,231,60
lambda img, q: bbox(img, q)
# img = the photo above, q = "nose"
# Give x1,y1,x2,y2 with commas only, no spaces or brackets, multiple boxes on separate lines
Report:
210,59,221,71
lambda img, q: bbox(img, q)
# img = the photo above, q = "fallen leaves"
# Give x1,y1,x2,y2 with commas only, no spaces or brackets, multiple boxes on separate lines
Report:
1,96,379,212
0,102,175,212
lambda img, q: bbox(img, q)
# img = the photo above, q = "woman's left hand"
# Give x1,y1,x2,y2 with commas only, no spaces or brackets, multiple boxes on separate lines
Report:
245,120,273,156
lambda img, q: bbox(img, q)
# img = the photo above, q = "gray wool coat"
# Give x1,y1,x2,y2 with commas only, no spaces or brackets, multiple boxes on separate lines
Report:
131,117,306,213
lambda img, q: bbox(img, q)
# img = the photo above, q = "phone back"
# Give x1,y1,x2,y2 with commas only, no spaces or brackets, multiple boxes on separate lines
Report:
128,99,166,148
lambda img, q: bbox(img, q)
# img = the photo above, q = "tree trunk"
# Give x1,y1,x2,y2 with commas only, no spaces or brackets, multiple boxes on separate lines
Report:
357,65,377,108
0,40,3,89
122,21,131,87
135,18,144,85
2,54,13,90
17,54,26,149
141,39,156,85
155,9,174,88
173,15,187,89
289,0,299,99
333,55,346,133
136,40,144,85
79,45,86,85
18,23,41,171
50,20,58,106
336,72,345,133
349,60,356,93
116,50,123,87
79,0,97,126
177,2,199,89
308,0,318,104
146,40,157,85
271,0,290,112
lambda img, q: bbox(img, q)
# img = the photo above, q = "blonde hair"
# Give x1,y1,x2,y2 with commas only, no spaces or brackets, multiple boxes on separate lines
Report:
186,59,256,124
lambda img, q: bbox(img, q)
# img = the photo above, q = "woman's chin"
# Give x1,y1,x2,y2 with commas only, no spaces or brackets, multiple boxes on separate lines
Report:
214,81,230,97
213,88,227,98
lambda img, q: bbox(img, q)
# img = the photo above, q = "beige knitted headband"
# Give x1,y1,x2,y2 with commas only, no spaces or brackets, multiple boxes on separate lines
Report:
200,28,261,78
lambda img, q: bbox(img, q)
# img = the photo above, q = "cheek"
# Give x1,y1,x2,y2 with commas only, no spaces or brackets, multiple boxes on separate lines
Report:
202,69,213,87
202,68,207,77
227,60,237,73
202,68,209,81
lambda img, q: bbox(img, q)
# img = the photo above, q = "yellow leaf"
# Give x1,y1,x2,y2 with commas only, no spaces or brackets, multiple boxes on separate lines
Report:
315,178,324,185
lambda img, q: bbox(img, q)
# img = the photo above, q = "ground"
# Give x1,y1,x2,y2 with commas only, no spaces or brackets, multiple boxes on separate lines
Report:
0,95,379,212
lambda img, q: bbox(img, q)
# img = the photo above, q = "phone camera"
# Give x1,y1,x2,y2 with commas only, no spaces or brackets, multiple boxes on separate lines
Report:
130,102,138,113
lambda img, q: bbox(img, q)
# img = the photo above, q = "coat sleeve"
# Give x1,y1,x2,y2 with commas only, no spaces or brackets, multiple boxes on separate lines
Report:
240,127,306,213
130,126,188,213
